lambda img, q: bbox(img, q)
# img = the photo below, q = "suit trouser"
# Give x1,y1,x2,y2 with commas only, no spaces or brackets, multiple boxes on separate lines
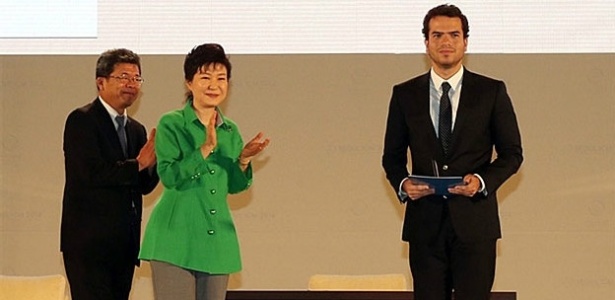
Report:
63,250,135,300
408,204,497,300
150,260,229,300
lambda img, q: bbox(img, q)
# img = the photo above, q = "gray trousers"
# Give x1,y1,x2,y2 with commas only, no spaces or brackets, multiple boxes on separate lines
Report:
150,260,229,300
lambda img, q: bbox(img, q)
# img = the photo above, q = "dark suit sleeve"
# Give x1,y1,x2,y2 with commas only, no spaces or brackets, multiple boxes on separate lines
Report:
479,81,523,194
63,109,141,189
382,85,410,193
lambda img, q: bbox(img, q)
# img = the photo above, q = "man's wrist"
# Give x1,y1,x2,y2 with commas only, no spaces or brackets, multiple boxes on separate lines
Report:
398,177,410,203
473,173,488,195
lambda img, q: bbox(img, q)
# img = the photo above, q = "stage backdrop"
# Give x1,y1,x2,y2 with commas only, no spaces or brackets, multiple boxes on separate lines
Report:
1,54,614,300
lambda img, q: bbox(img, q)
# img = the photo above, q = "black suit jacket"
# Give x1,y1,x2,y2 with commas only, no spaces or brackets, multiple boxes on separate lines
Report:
61,98,159,265
382,69,523,244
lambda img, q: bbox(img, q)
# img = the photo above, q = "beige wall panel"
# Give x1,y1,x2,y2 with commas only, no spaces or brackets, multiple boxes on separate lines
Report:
1,54,613,299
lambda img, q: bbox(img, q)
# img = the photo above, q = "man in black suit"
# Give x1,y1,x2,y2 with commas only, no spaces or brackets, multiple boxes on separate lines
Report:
382,5,523,300
61,48,159,300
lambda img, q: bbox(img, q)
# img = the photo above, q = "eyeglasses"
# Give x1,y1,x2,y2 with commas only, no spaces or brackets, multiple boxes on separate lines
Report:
108,74,145,85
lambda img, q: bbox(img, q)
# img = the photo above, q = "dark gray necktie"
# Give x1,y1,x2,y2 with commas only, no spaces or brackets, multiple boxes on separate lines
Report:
115,115,128,157
438,82,452,157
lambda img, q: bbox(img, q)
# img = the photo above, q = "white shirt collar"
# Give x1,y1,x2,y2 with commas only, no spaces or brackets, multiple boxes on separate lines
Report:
430,66,464,92
98,96,127,127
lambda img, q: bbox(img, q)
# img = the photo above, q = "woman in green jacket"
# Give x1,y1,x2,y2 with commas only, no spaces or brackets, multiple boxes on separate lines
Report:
139,43,270,300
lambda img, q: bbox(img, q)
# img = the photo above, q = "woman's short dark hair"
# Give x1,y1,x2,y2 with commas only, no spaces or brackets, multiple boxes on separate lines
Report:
95,48,141,78
184,43,232,82
422,4,469,40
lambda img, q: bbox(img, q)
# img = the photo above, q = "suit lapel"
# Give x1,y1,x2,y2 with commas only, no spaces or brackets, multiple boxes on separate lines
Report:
125,118,140,158
450,70,477,153
415,73,442,158
417,72,442,153
92,98,126,159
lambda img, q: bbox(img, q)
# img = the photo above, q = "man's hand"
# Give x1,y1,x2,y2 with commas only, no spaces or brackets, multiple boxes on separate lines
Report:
402,178,435,201
449,174,481,197
137,128,157,171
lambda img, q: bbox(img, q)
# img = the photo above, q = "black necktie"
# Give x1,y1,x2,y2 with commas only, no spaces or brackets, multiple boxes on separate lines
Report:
115,115,128,157
439,82,452,157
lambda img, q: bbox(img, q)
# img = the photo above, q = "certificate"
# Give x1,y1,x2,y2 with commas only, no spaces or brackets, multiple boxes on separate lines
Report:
408,175,464,195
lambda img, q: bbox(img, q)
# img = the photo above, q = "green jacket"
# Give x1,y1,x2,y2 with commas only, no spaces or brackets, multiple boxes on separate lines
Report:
139,100,252,274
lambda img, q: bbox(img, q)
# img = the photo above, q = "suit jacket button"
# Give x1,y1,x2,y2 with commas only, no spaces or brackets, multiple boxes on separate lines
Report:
442,165,449,171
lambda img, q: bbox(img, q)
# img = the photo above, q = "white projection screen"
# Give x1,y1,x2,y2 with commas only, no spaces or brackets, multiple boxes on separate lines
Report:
1,1,614,300
0,0,614,54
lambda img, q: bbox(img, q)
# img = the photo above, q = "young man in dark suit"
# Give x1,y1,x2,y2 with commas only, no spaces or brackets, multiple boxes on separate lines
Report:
382,4,523,300
61,48,159,300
